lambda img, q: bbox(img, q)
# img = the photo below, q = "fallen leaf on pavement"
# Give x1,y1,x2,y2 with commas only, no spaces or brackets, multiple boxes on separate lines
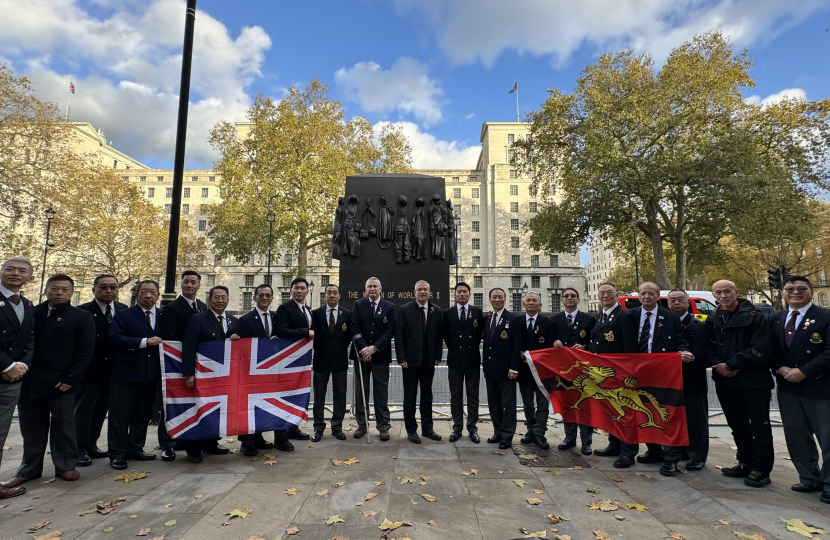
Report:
573,466,583,470
163,520,176,527
612,476,625,483
628,503,648,511
494,451,506,455
115,472,149,483
138,527,152,535
130,515,137,518
325,515,345,525
194,494,203,499
514,479,527,488
43,478,55,484
428,520,436,525
554,535,572,540
525,531,547,537
547,514,569,524
421,494,436,502
332,457,359,466
96,497,128,515
533,489,544,494
594,531,610,540
226,507,252,520
163,504,172,508
34,532,62,540
355,502,363,506
379,519,413,531
77,509,94,516
780,518,827,538
719,520,731,525
586,487,600,493
614,515,626,521
552,471,562,475
499,470,504,474
518,454,539,460
316,490,330,497
332,537,348,540
635,472,651,478
29,520,51,532
374,481,385,486
244,536,264,540
732,533,766,540
362,511,378,517
284,488,298,496
401,476,414,484
286,527,300,535
365,493,378,501
420,475,430,482
103,528,114,533
667,533,685,539
471,469,478,475
461,470,471,476
527,498,543,505
333,482,346,488
588,500,623,512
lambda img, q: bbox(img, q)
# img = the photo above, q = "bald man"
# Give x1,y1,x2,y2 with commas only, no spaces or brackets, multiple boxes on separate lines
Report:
705,280,773,488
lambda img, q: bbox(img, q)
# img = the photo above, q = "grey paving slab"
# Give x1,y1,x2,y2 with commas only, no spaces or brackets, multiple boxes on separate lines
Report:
124,472,245,513
385,493,482,540
66,463,185,496
677,464,759,492
474,501,577,540
0,478,80,515
707,489,830,539
457,447,538,478
241,457,330,484
392,459,469,494
395,441,459,461
666,523,785,540
77,512,203,540
293,477,391,525
274,523,385,540
467,477,550,505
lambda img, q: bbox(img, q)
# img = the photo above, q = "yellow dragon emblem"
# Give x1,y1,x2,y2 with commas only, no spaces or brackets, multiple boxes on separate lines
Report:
554,363,669,429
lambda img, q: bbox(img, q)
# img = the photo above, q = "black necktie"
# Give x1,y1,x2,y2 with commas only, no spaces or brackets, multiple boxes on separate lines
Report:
528,317,534,331
329,309,336,330
217,315,225,333
567,313,574,327
192,301,199,313
421,307,427,330
371,301,377,315
460,305,466,322
105,304,112,323
489,313,499,341
639,312,652,353
262,312,270,335
145,310,153,328
785,310,799,348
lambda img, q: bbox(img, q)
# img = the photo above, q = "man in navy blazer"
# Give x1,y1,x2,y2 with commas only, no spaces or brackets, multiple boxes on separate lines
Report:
0,257,35,499
619,282,690,474
553,287,596,454
106,280,164,470
483,287,522,449
350,277,396,441
772,275,830,503
181,285,239,463
518,292,556,450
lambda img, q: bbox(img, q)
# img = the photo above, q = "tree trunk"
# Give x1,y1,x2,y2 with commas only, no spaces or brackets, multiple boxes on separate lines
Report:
646,217,671,288
297,228,309,278
674,229,687,289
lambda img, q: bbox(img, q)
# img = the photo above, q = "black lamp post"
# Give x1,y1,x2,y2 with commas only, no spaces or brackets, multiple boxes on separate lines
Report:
454,214,461,284
309,279,315,308
630,218,640,287
39,207,56,300
747,284,755,304
522,282,528,295
266,210,275,285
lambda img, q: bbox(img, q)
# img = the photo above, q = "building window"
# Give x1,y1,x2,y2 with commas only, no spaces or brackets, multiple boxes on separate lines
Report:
472,256,481,267
472,187,480,199
191,176,198,182
138,176,146,182
113,159,118,169
510,169,519,179
157,176,164,182
473,293,483,308
198,220,207,231
455,205,461,215
531,255,540,267
209,176,216,182
472,221,480,232
511,255,521,267
164,204,171,214
551,293,562,312
510,219,519,231
244,275,254,287
472,238,480,250
511,276,522,288
453,188,461,199
147,187,155,198
283,274,292,287
182,204,190,215
529,202,538,213
474,276,483,288
507,149,515,163
248,254,256,265
472,205,480,216
165,187,173,198
550,254,559,267
207,274,216,287
468,176,476,182
281,292,291,303
510,202,519,213
510,184,518,195
321,275,330,287
550,276,561,288
319,291,325,306
821,293,829,307
284,253,293,266
242,292,253,311
531,276,540,288
508,134,515,143
183,187,190,198
452,176,460,182
511,293,522,312
511,236,520,248
201,188,209,198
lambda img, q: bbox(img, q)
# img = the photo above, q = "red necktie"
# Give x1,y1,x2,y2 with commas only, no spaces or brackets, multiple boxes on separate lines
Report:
10,294,20,303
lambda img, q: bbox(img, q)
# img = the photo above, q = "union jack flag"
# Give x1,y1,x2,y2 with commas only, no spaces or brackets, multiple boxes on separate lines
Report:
159,337,312,440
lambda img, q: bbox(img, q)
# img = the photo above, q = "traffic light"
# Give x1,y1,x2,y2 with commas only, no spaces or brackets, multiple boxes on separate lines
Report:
768,267,782,289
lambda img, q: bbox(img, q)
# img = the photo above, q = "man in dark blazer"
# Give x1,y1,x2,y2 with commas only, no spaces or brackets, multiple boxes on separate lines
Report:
483,287,522,449
4,274,94,490
0,257,36,499
443,282,484,443
518,292,556,450
274,277,314,443
237,283,288,454
106,280,164,470
772,276,830,503
74,274,127,466
667,289,710,471
181,285,239,463
619,282,690,474
395,280,443,444
553,287,596,454
590,282,638,458
310,284,351,443
157,270,210,460
351,277,396,441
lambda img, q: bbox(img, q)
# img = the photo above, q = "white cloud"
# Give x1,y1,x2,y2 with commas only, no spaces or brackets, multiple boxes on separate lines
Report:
745,87,807,107
392,0,829,67
377,121,480,169
463,112,475,120
0,0,271,167
335,58,444,125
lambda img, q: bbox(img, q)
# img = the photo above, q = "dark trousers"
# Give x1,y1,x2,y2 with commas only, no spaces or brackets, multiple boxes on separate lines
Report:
0,383,21,468
563,422,594,445
685,393,709,462
155,379,174,450
622,441,681,463
354,361,391,431
778,390,830,491
717,385,774,474
74,382,110,455
402,363,435,434
604,434,621,451
448,366,480,434
313,370,347,432
17,393,78,476
518,380,550,438
107,380,156,459
486,377,517,441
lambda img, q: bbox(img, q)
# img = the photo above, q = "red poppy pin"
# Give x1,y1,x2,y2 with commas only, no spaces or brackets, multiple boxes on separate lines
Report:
57,318,62,322
658,323,664,328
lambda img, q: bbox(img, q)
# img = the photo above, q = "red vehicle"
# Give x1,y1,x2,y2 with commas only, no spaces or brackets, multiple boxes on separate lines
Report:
617,290,717,321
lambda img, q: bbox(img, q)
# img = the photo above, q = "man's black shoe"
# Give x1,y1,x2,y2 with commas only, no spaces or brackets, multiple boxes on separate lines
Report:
685,460,705,471
792,483,822,493
470,432,481,444
660,462,678,477
449,432,461,443
487,434,502,444
557,440,576,450
311,431,323,443
498,440,512,450
126,451,157,461
535,436,550,450
613,455,634,468
241,446,257,457
89,447,108,459
520,432,534,445
274,440,295,452
110,458,128,470
408,432,422,444
636,452,662,464
744,470,771,487
721,463,749,478
379,430,391,441
186,453,203,464
254,437,274,450
593,445,621,457
287,427,310,440
203,444,229,455
76,455,92,467
161,448,175,462
424,430,442,441
821,492,830,504
581,444,593,455
332,430,346,441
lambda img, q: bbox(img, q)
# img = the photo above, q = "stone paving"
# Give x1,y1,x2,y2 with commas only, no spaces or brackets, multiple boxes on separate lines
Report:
1,411,829,540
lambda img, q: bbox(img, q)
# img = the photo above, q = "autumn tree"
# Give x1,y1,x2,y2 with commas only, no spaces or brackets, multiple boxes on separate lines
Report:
206,79,413,277
514,33,830,288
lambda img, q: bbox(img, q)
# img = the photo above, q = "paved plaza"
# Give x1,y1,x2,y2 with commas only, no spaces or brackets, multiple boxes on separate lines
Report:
1,410,829,540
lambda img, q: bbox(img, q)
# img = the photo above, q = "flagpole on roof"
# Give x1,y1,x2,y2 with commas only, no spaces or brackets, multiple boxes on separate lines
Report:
65,79,73,120
516,80,519,122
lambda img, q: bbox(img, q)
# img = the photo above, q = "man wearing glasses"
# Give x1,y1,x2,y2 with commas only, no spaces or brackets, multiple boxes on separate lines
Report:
74,275,127,467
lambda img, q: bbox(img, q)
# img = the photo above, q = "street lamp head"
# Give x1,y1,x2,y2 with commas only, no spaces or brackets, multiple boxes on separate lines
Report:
522,282,528,294
309,280,315,291
629,217,637,228
45,207,56,220
266,210,275,223
747,285,754,295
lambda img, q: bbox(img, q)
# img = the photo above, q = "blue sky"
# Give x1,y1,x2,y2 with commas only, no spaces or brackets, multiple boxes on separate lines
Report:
1,0,828,176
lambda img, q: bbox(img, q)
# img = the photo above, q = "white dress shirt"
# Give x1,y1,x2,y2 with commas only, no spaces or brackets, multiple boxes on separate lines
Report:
457,302,470,319
211,309,228,333
139,306,158,348
294,299,312,328
787,302,813,332
638,306,658,353
256,307,272,333
94,298,114,316
563,308,578,325
602,304,619,320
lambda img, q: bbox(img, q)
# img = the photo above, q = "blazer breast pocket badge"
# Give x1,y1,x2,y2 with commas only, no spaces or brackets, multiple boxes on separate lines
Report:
604,330,614,342
500,330,508,340
579,330,586,338
472,319,478,327
810,332,823,344
341,323,347,331
383,316,388,323
538,336,545,343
